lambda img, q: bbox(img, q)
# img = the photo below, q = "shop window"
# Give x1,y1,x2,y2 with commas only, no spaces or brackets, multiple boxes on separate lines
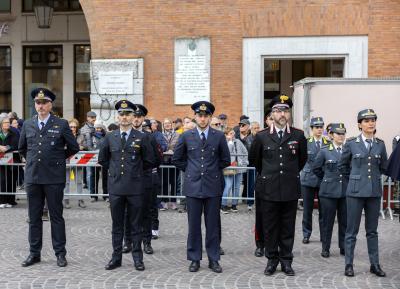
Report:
0,47,11,113
24,46,63,118
0,1,11,13
23,0,82,12
74,45,91,124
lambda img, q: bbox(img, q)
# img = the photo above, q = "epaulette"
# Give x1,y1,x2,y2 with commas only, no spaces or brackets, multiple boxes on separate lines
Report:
346,136,357,142
375,137,384,143
322,137,330,145
308,136,313,142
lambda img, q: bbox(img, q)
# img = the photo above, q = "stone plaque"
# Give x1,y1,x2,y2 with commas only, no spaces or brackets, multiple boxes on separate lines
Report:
175,37,210,105
98,71,134,95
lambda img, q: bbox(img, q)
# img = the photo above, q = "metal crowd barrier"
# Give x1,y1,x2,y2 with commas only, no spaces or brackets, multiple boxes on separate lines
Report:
1,151,399,221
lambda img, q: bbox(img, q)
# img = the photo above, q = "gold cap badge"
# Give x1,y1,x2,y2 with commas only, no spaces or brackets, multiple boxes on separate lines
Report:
121,101,128,109
280,95,289,103
199,103,207,111
37,90,45,99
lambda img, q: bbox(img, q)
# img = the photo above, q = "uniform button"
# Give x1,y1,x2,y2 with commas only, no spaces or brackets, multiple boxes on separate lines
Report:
121,172,124,175
38,159,41,161
368,169,371,172
340,174,342,177
201,173,204,175
368,175,371,179
201,149,204,152
121,165,124,167
340,181,342,183
38,151,41,153
280,163,283,166
201,157,204,159
368,156,371,160
280,171,283,174
201,165,204,168
280,155,282,158
39,143,41,145
40,135,42,138
121,157,124,160
368,163,371,166
122,150,124,153
279,147,282,150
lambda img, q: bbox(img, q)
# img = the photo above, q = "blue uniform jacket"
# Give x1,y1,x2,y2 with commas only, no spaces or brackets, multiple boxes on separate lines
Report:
18,114,79,184
312,144,348,198
300,136,330,188
338,135,387,198
172,127,230,198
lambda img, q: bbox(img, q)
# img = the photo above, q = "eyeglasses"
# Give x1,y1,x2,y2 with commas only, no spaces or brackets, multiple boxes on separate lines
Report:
239,124,248,127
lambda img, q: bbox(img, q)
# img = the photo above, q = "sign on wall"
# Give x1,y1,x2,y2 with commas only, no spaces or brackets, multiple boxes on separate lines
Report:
175,37,210,105
98,71,134,95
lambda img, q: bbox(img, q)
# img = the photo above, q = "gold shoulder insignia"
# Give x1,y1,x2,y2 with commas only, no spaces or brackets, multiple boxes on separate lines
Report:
329,144,334,151
308,137,313,143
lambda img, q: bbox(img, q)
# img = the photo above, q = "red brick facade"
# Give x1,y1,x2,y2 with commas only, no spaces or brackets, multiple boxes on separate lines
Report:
80,0,400,123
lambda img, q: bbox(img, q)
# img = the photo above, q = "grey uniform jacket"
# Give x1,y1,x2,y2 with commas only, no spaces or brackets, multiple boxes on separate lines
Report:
98,129,156,196
300,136,330,188
18,114,79,184
312,144,348,198
337,135,388,198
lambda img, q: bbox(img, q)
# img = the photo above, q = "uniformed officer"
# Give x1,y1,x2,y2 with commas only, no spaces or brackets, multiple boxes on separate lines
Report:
249,94,307,276
312,123,347,258
338,109,387,277
172,101,230,273
301,117,329,244
19,88,79,267
122,103,161,255
98,100,155,271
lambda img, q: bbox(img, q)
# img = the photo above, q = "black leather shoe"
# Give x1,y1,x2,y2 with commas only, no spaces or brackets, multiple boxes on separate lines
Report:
340,248,345,256
57,255,68,267
254,247,264,257
345,264,354,277
122,245,132,254
208,261,222,273
143,242,153,255
21,255,41,267
321,250,330,258
370,264,386,277
302,237,310,244
264,260,278,276
134,261,145,271
219,246,225,255
281,264,295,276
189,261,200,272
105,259,121,270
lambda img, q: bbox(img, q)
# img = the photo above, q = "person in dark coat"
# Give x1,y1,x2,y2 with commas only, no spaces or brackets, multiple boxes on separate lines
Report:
312,123,348,258
249,94,307,276
338,109,388,277
300,117,330,244
98,100,156,271
386,142,400,181
172,101,230,273
0,116,20,207
19,88,79,268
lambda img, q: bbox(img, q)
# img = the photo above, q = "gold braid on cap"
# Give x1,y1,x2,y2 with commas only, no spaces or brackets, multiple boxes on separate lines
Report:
37,90,45,99
280,95,289,103
199,103,207,111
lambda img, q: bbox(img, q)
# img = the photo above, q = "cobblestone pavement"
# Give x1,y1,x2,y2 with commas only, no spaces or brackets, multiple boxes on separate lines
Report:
0,199,399,289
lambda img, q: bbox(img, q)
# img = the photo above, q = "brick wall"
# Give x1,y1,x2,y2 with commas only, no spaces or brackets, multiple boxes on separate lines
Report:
80,0,400,124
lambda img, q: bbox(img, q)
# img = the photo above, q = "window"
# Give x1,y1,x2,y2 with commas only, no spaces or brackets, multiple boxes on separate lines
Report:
74,45,91,124
0,0,11,13
24,46,63,118
23,0,82,12
0,47,11,113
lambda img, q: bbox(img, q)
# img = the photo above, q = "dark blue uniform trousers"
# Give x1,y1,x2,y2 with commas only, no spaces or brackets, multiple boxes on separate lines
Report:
186,196,220,262
302,185,323,239
109,194,143,262
26,183,66,257
345,197,380,265
319,197,347,252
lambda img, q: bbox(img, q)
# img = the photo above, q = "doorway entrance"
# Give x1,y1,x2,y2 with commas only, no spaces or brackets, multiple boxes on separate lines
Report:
74,45,91,125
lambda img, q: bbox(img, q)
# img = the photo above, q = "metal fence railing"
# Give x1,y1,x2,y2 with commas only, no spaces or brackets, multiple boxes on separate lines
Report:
1,151,399,221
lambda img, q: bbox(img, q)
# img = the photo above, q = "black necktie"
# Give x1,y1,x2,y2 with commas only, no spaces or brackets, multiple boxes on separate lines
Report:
366,139,372,152
278,130,283,139
316,140,321,150
121,132,127,147
201,132,206,146
337,147,342,154
40,122,45,131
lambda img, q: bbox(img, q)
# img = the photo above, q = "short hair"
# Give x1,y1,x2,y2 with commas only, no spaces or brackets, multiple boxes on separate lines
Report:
223,127,234,135
68,118,79,127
